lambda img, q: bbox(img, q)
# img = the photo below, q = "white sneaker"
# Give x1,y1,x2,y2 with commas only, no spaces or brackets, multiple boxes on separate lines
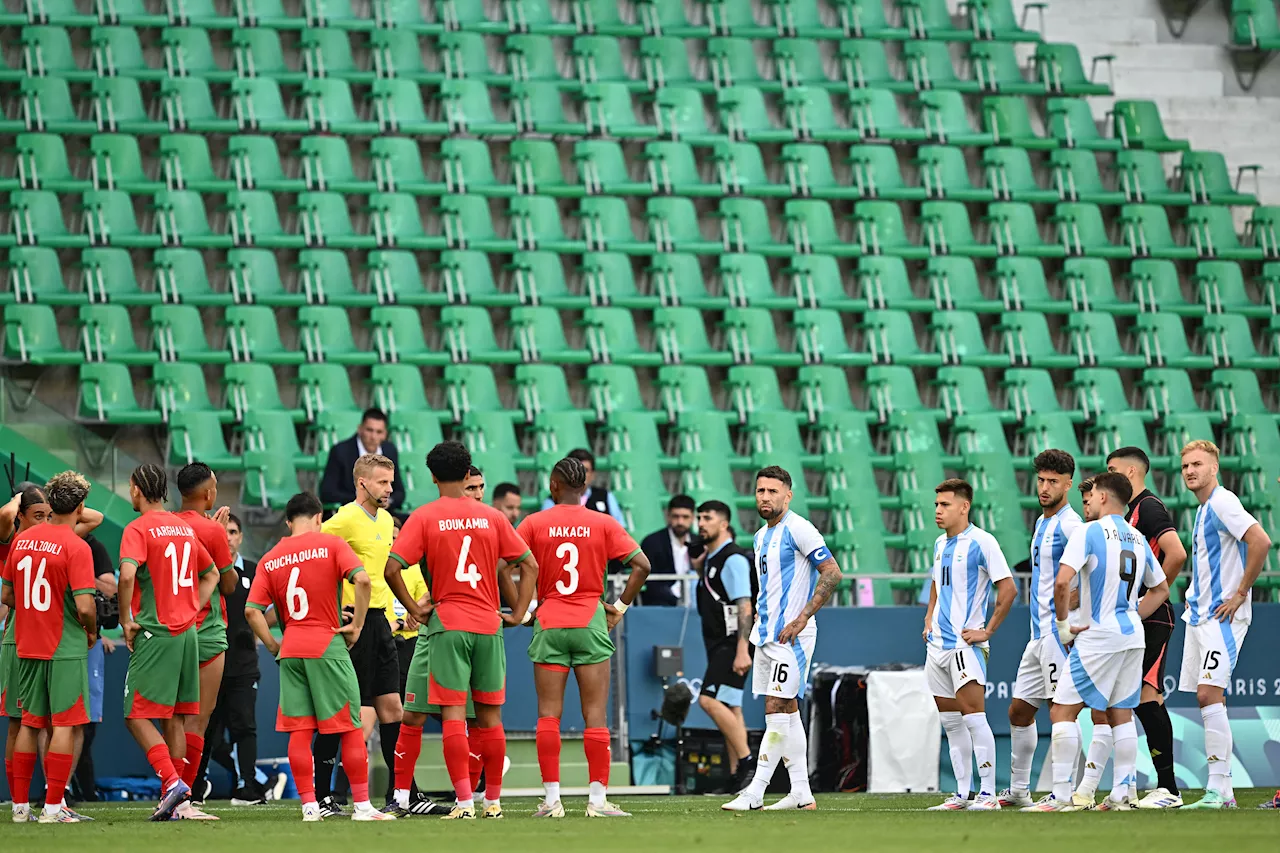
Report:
1094,795,1133,811
302,802,323,822
927,794,969,811
352,803,396,821
175,801,220,820
762,793,816,811
1136,788,1183,809
721,792,763,811
12,804,31,824
998,788,1034,808
968,793,1001,810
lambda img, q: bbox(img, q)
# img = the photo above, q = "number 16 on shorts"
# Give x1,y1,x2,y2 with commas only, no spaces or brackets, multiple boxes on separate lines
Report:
752,638,814,700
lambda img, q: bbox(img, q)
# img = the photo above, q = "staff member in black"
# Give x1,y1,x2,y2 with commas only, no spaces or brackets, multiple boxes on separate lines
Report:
692,501,757,793
1106,447,1188,809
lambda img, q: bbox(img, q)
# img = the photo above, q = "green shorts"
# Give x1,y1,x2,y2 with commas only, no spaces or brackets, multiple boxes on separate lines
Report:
527,606,615,671
13,657,90,728
403,632,475,718
0,643,17,718
277,656,361,734
197,618,228,665
125,626,200,719
424,616,506,707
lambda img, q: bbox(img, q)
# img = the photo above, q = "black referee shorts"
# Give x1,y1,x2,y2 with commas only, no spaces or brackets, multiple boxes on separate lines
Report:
348,608,400,706
1141,617,1174,693
700,637,751,709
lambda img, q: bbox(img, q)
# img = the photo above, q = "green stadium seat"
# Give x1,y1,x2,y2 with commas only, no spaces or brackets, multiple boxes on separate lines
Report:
1059,257,1129,315
1045,97,1120,151
1112,149,1188,206
1208,369,1273,420
994,255,1068,312
508,251,583,308
77,248,150,307
223,362,298,422
1132,313,1214,370
639,253,710,309
702,37,770,92
297,305,375,365
847,87,924,142
7,247,81,304
1124,258,1196,314
151,362,229,421
854,256,926,311
926,256,1000,311
905,40,979,93
83,190,160,248
714,141,791,196
965,0,1045,42
795,365,862,422
1049,148,1124,205
982,95,1053,149
985,146,1057,203
221,248,294,305
150,304,229,363
21,25,92,81
571,35,638,90
654,306,731,366
899,0,973,41
793,308,870,367
583,363,648,422
988,201,1065,257
771,38,836,89
931,309,1008,367
75,363,157,425
714,85,789,143
852,200,922,258
1248,206,1280,258
77,303,156,364
714,253,784,309
1138,367,1205,422
90,78,165,135
9,190,87,248
299,136,376,194
20,78,92,134
509,196,586,253
655,365,721,419
1194,260,1270,317
914,145,986,202
223,135,296,193
510,305,591,363
89,134,163,194
3,303,82,364
1051,202,1128,258
785,254,863,312
434,249,509,306
866,363,930,420
837,39,910,92
222,304,300,364
581,82,655,138
863,309,941,366
1070,368,1140,422
437,138,509,196
148,248,227,305
162,26,234,80
570,140,649,195
918,90,993,146
168,411,240,468
1001,367,1070,422
834,0,909,39
230,27,302,83
1185,205,1262,261
1199,313,1274,370
366,305,446,365
518,363,590,421
510,139,581,197
229,78,307,133
1178,151,1258,206
370,250,445,306
441,364,508,421
14,133,89,193
922,199,997,257
1032,42,1110,96
369,363,432,419
1111,100,1189,151
936,365,1006,421
1119,203,1197,260
443,304,524,364
367,28,437,81
999,310,1075,368
159,78,237,134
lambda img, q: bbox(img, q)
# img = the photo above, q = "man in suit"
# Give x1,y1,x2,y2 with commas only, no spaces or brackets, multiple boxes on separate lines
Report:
319,408,405,514
639,495,700,607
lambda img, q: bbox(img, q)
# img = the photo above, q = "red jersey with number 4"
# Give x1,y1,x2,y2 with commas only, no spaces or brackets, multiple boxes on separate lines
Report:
518,504,641,629
248,532,363,659
120,512,215,636
2,524,95,659
175,510,234,629
391,496,529,635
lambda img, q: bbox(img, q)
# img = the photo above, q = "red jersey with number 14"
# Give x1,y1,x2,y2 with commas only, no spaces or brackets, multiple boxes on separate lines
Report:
248,532,364,659
1,524,95,660
120,512,215,635
518,504,641,629
391,496,530,635
175,510,234,629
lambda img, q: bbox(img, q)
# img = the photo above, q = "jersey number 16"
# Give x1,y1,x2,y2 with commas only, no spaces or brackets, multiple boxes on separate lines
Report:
15,556,52,612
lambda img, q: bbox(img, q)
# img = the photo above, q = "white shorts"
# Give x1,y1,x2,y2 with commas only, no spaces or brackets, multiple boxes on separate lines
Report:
1178,619,1249,692
1012,636,1069,705
925,645,987,699
1053,646,1143,711
751,636,816,700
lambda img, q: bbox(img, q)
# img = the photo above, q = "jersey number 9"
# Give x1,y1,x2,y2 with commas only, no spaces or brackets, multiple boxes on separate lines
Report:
1118,549,1137,601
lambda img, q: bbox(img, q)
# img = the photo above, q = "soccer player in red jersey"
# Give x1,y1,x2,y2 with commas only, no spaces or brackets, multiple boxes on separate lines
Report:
520,457,651,818
173,462,239,815
1,472,98,823
117,464,219,821
385,441,537,820
245,492,394,823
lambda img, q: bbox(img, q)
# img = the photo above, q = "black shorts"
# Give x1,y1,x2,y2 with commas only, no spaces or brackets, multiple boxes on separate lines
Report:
395,635,416,700
348,608,400,705
1141,617,1174,692
700,637,751,708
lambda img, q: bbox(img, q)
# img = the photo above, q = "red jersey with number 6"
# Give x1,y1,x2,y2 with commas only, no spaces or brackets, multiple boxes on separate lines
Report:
119,512,215,635
391,496,530,635
518,504,641,629
1,524,96,659
248,532,364,659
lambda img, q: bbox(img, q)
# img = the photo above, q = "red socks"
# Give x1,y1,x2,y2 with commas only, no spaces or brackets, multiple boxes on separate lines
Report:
584,727,611,787
441,719,473,802
11,751,36,804
288,730,317,805
44,751,73,809
145,743,180,788
340,729,369,804
181,732,204,789
536,716,561,785
468,735,483,794
472,725,507,802
394,724,423,793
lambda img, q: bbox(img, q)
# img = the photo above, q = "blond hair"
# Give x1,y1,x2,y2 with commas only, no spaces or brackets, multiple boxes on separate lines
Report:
45,470,91,515
1180,439,1220,460
353,453,395,482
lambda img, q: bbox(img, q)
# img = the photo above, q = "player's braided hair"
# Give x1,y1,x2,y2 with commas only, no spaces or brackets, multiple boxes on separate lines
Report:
17,484,47,515
130,463,168,503
551,456,589,490
45,471,90,516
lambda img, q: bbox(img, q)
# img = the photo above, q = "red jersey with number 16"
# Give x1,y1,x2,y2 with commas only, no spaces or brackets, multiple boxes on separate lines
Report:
248,532,364,659
518,504,641,629
120,512,215,636
1,524,96,660
391,496,530,635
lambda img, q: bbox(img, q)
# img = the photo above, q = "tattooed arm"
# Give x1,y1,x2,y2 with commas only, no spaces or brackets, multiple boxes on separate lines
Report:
778,556,841,643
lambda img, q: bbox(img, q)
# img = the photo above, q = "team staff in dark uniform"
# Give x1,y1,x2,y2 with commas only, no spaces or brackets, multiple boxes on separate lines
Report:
1106,447,1188,809
692,501,757,793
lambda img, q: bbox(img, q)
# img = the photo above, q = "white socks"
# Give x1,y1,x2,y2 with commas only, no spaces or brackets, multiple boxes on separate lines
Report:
544,781,561,803
1009,723,1037,794
1202,703,1233,798
784,711,812,803
963,713,997,797
588,781,606,808
1051,721,1079,802
745,713,790,801
1077,723,1112,797
939,711,973,799
394,788,409,809
1109,721,1137,802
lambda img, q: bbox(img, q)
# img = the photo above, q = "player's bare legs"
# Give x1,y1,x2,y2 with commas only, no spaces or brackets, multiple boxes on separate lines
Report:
577,660,624,816
699,694,750,775
533,664,569,815
1075,708,1113,803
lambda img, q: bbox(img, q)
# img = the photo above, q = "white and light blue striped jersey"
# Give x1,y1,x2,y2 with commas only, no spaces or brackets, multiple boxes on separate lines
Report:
927,525,1013,651
1059,515,1164,653
1185,487,1260,627
1029,504,1083,640
752,511,831,645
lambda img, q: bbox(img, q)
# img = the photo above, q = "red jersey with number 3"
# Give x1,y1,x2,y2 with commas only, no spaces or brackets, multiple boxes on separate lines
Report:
2,524,95,659
248,532,363,659
391,496,529,635
518,504,641,629
175,510,234,628
119,512,215,635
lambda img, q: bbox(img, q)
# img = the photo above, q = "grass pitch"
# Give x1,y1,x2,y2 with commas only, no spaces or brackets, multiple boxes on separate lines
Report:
5,791,1278,852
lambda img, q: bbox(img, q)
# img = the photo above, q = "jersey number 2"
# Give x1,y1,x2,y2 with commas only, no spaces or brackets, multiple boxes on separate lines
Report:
164,541,193,597
15,556,52,612
555,542,580,595
455,535,481,590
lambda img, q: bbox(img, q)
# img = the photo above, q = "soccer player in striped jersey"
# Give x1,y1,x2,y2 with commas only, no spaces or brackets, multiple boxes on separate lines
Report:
1177,440,1271,810
1001,450,1081,808
723,466,842,812
923,479,1016,811
1022,472,1170,812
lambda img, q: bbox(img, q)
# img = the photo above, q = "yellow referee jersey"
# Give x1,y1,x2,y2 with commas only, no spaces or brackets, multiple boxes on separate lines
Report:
390,564,429,639
322,502,394,612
